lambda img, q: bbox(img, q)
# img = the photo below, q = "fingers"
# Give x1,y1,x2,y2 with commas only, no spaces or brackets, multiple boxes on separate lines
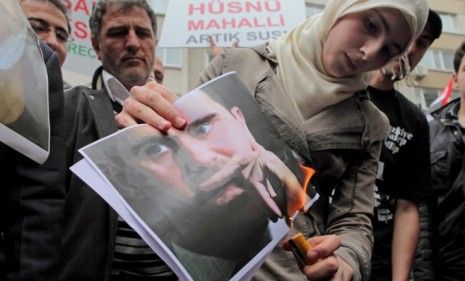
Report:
302,255,339,280
250,180,282,217
116,81,186,131
306,235,341,263
199,154,245,192
116,99,171,130
283,234,348,281
115,111,138,128
302,254,353,281
330,256,353,281
259,150,304,216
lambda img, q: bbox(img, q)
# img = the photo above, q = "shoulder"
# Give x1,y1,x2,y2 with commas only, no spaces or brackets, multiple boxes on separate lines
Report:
65,86,95,107
64,86,107,123
307,92,389,151
220,45,271,76
201,44,274,93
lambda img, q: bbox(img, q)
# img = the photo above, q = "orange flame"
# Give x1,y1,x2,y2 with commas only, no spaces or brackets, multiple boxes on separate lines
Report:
296,164,316,211
299,164,316,193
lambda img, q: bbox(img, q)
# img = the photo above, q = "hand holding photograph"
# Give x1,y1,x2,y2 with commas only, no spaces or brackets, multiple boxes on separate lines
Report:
72,72,318,281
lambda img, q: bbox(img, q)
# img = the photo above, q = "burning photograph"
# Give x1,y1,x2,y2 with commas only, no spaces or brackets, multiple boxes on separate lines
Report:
80,73,315,281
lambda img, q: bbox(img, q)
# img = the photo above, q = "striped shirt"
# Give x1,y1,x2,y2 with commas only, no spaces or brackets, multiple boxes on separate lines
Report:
111,217,177,280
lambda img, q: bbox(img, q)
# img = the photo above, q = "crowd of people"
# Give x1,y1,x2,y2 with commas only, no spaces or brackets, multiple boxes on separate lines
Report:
0,0,464,281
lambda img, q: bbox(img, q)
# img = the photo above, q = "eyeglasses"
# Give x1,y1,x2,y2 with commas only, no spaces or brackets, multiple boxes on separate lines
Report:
27,17,70,44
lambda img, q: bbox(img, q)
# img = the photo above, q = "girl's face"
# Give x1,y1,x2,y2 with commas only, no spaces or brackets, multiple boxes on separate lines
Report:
322,8,411,78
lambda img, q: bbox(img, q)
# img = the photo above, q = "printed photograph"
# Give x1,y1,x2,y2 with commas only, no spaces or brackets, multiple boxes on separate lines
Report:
80,73,313,280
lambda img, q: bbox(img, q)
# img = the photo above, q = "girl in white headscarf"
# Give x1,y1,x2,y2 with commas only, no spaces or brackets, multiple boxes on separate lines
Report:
116,1,430,281
269,0,429,120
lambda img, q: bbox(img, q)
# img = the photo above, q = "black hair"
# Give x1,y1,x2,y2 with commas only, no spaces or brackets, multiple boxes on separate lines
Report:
427,10,442,40
89,0,157,42
20,0,71,33
453,41,465,72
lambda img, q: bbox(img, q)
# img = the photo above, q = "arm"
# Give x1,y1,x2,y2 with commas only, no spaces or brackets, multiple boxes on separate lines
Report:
324,145,379,281
412,201,435,281
392,199,419,281
401,112,433,280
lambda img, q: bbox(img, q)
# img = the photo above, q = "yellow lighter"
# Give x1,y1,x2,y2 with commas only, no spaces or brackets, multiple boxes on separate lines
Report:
288,232,313,268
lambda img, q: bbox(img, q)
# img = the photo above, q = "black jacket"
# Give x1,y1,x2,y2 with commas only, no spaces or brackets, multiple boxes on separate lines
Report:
0,42,65,281
60,76,118,281
429,98,465,281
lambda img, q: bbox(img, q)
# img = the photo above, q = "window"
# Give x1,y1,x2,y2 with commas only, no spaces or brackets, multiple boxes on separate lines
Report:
420,49,455,71
148,0,169,14
414,87,441,108
305,4,324,18
438,12,459,33
414,87,460,108
156,47,182,67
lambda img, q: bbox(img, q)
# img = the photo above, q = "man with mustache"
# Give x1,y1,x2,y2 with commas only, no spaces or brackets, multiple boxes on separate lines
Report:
104,83,306,280
62,1,176,280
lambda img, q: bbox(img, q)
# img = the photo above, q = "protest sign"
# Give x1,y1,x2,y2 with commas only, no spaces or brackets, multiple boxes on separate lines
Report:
62,0,100,77
159,0,306,47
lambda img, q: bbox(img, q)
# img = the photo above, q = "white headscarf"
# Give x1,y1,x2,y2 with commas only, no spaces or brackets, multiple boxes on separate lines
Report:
269,0,429,121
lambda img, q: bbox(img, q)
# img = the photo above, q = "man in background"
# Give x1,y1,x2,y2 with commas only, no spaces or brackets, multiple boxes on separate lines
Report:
20,0,70,66
367,10,442,281
62,0,176,280
429,40,465,281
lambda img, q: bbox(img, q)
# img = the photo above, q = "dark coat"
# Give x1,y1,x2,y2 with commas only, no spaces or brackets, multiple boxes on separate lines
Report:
429,98,465,281
60,78,118,281
0,42,66,281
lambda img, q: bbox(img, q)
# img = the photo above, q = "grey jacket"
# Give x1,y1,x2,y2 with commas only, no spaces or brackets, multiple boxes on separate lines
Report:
198,45,389,281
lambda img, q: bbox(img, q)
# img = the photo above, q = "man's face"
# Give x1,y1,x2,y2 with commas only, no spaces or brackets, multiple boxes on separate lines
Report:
407,24,435,70
20,0,69,65
124,93,271,257
383,23,435,79
93,4,155,90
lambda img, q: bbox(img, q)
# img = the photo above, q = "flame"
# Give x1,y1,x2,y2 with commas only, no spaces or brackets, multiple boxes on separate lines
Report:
299,164,316,193
296,164,316,212
287,164,317,219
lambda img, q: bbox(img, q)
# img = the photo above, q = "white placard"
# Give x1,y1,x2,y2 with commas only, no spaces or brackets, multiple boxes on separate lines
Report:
159,0,306,48
62,0,100,77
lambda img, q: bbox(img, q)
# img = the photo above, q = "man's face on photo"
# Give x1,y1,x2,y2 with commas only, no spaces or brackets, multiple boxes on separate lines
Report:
122,92,272,257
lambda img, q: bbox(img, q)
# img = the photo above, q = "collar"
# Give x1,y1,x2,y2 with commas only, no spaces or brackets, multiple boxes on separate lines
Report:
100,70,130,106
446,102,465,130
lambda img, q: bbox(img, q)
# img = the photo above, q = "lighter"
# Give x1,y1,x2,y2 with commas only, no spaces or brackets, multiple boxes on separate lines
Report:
288,232,313,268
